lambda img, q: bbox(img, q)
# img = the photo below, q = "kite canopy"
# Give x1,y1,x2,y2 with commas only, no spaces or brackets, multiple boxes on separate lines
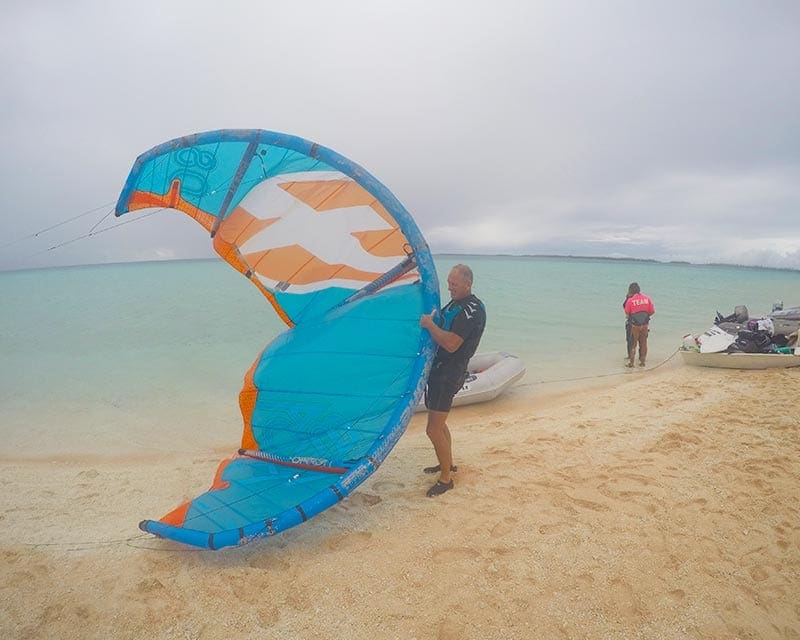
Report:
116,129,438,549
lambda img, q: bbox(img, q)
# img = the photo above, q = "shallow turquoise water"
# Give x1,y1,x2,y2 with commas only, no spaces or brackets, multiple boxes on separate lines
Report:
1,256,797,455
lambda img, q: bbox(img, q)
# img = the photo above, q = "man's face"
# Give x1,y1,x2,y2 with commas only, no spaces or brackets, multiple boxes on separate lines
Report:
447,269,471,301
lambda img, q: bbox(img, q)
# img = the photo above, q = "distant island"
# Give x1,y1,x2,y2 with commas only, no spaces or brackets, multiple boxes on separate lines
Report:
432,253,800,273
4,252,798,275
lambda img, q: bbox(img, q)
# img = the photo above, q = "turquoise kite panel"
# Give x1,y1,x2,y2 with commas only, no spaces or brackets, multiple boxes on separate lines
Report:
115,129,439,549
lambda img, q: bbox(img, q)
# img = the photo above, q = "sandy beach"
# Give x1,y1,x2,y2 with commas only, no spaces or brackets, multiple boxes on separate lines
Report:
1,360,798,639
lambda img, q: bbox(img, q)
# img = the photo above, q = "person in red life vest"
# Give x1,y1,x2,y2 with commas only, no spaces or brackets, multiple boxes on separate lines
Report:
623,283,636,359
623,282,655,367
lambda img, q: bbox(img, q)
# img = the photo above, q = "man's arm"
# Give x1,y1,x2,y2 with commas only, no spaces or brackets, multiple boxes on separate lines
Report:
420,312,465,353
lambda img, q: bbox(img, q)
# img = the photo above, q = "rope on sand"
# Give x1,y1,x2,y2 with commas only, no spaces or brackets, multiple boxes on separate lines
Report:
17,533,151,551
517,348,680,387
18,534,222,552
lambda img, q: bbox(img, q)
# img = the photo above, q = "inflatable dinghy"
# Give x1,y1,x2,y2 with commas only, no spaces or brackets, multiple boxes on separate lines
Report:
415,351,526,412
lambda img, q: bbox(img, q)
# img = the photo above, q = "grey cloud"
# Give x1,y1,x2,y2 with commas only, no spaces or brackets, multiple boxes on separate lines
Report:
1,0,799,271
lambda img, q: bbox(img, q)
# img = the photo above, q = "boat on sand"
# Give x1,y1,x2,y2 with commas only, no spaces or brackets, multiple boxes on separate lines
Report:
415,351,526,411
679,349,800,370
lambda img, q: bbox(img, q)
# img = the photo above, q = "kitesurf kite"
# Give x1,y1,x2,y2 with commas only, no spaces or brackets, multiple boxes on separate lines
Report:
115,129,439,549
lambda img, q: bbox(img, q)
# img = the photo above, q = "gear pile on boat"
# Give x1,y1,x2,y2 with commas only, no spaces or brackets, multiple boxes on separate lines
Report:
680,302,800,369
686,303,799,355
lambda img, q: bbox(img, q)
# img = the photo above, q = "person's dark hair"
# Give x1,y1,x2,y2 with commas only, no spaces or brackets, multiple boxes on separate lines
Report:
628,282,640,295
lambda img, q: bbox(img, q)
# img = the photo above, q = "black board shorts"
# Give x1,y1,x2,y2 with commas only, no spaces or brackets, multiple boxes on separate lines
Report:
424,364,467,413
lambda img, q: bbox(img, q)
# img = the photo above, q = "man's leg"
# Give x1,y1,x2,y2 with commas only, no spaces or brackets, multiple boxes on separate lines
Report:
639,326,649,365
627,325,638,367
625,323,633,358
426,409,453,483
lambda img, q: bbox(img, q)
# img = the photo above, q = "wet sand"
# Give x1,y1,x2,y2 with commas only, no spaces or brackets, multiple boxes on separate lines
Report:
1,362,799,639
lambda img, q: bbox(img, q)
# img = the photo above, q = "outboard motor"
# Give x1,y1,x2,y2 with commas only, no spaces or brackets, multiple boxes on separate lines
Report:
714,305,749,335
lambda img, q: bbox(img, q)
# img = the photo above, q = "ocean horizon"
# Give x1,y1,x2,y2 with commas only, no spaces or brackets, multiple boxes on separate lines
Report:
4,251,800,275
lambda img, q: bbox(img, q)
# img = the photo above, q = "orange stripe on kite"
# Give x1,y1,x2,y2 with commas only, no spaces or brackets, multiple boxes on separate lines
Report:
209,456,234,491
279,179,375,212
247,244,386,285
279,180,409,258
160,500,192,526
128,179,216,232
351,227,408,257
212,234,294,327
217,205,279,246
239,351,263,451
159,455,235,527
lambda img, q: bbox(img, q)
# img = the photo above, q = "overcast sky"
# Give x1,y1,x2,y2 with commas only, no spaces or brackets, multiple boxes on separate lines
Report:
1,0,799,271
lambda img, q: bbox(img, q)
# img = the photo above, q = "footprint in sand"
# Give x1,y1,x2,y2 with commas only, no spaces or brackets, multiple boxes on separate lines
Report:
748,565,769,582
247,554,291,572
371,480,405,492
724,600,740,613
567,494,610,512
326,530,373,552
135,578,165,593
434,617,467,640
342,492,382,509
230,575,280,613
6,570,38,588
538,523,567,535
486,446,512,457
286,589,312,612
432,547,480,563
774,523,791,550
490,516,518,537
576,572,595,587
608,577,642,619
